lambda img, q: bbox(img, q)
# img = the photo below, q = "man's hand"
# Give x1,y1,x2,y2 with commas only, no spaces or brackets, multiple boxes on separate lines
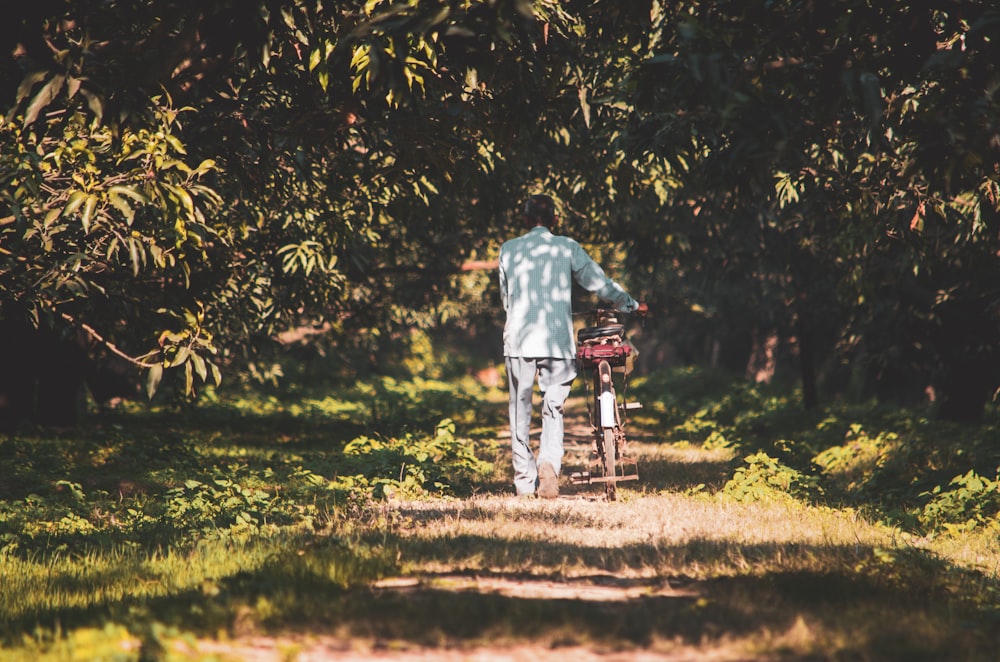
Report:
635,302,649,316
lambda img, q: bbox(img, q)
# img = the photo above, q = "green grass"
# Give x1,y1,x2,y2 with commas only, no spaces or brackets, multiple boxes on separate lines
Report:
0,370,504,658
0,363,998,659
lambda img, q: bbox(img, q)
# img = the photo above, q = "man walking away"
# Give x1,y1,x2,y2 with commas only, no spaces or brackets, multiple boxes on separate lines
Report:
498,194,644,498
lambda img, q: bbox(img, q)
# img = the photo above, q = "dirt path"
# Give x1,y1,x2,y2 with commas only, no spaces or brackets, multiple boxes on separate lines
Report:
185,403,739,660
183,401,997,661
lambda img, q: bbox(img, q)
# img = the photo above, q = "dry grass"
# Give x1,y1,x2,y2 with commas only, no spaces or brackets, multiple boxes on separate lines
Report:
352,484,997,660
3,387,998,661
324,394,999,662
390,493,895,578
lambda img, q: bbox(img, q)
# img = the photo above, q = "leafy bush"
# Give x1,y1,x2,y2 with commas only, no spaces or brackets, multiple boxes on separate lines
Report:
638,366,1000,538
0,483,102,553
360,375,500,434
673,408,725,445
162,468,281,538
812,424,902,492
333,419,494,499
919,469,1000,535
723,452,822,503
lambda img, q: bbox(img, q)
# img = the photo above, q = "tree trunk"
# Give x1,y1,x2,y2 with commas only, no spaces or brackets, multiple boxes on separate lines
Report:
0,321,35,433
0,318,87,431
746,329,779,384
935,359,996,424
796,312,818,409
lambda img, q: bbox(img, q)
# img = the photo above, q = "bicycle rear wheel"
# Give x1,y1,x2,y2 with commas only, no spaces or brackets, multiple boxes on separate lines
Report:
602,427,617,501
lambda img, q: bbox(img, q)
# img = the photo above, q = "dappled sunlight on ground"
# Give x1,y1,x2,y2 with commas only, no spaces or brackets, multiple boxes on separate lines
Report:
193,638,731,661
4,381,999,661
387,492,900,580
294,394,998,662
237,483,990,662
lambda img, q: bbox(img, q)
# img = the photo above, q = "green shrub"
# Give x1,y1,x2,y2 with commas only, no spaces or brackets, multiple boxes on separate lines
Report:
812,424,901,492
332,419,494,499
162,468,281,539
919,469,1000,535
723,452,822,503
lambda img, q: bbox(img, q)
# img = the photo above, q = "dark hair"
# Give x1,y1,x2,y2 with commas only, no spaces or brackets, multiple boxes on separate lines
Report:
523,194,555,226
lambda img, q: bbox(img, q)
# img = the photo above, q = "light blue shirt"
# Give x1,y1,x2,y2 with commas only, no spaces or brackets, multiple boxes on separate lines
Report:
499,226,638,359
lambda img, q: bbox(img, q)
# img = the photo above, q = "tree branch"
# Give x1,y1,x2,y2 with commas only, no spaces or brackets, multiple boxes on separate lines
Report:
59,312,158,369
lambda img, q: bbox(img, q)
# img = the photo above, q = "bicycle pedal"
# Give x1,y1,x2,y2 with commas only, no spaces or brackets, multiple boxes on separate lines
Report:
624,402,643,410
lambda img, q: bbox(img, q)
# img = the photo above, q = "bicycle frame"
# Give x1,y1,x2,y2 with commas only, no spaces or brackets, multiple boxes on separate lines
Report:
596,360,617,431
570,308,640,500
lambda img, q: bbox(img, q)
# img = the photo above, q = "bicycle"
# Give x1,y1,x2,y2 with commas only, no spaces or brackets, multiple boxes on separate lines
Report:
570,307,644,501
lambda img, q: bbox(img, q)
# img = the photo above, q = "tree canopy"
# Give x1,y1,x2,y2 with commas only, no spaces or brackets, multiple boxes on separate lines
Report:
1,0,998,423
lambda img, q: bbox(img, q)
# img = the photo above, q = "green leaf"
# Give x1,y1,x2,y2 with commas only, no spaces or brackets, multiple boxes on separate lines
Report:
64,191,88,216
172,346,192,368
78,88,104,122
261,38,272,68
24,74,65,126
191,159,216,176
108,192,135,224
209,361,222,386
43,207,62,228
127,238,142,275
108,185,149,205
192,353,208,381
14,70,48,104
66,76,81,98
81,195,98,233
168,184,195,217
146,364,163,399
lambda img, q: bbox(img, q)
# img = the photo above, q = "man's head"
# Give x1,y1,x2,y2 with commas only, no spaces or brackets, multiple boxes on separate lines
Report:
523,194,556,227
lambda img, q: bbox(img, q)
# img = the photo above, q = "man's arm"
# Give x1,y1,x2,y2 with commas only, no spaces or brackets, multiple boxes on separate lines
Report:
497,248,509,312
570,241,639,312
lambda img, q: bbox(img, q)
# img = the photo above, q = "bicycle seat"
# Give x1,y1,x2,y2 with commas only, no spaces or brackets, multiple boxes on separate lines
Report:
577,324,624,343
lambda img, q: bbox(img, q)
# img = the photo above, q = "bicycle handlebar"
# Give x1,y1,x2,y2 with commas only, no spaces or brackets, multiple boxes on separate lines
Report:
574,303,648,317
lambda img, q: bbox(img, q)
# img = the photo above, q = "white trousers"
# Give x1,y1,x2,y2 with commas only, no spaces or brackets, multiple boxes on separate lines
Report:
504,356,577,495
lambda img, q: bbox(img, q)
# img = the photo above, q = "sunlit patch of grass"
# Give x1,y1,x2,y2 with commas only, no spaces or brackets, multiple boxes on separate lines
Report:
2,363,998,660
367,492,1000,659
0,524,399,660
626,439,737,495
0,366,509,656
1,536,274,623
386,494,902,579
